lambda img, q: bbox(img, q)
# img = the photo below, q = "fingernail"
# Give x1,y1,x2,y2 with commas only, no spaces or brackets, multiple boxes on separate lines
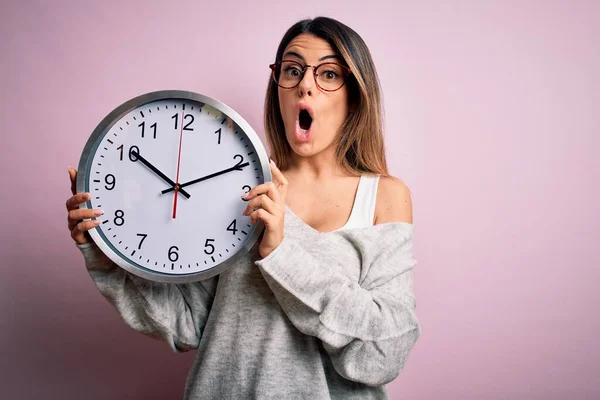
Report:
270,159,276,167
93,209,104,216
92,220,101,225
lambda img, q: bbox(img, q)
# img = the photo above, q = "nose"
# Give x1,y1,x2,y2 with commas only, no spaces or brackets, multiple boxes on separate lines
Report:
298,66,315,97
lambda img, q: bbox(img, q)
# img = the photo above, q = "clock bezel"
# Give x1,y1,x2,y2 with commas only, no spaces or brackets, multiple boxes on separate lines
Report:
76,90,271,283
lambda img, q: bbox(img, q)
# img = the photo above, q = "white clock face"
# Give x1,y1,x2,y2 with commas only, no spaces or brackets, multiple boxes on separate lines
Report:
77,91,269,282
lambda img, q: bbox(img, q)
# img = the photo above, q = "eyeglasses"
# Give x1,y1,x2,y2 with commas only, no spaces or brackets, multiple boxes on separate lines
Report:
269,60,352,92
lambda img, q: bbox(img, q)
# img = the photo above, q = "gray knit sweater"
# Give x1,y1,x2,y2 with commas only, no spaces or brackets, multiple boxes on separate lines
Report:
77,206,420,399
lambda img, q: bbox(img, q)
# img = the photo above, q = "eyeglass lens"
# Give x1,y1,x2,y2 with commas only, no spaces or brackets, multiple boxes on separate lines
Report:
275,61,346,91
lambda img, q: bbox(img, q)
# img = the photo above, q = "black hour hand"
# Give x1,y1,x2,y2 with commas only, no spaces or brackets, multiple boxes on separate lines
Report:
130,150,191,199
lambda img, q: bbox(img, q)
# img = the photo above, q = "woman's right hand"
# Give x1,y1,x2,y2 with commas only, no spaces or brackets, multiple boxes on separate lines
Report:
66,167,103,245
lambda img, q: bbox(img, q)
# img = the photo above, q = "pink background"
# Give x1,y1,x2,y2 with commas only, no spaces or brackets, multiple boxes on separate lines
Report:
1,0,598,398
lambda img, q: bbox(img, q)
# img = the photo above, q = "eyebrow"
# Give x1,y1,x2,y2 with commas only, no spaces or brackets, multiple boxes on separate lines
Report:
283,51,339,62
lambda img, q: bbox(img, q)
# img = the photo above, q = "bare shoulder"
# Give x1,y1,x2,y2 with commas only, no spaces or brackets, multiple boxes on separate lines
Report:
374,175,413,225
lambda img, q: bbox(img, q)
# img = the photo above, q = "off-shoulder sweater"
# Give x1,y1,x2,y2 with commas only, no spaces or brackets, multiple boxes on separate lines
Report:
77,206,420,399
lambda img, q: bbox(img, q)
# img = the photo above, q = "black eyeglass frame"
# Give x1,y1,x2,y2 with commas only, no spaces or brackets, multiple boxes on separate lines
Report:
269,60,353,92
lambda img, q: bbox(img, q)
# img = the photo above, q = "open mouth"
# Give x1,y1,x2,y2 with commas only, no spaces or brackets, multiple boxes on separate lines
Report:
299,109,313,131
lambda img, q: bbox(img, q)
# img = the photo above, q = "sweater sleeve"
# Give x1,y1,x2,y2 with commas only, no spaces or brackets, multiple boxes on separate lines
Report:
77,241,217,353
254,224,420,386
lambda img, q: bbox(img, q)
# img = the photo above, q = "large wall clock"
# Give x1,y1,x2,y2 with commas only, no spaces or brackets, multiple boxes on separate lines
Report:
76,90,270,283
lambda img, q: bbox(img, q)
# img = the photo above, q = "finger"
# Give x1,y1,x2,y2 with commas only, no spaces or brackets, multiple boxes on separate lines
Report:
68,167,78,196
69,207,104,224
71,220,100,243
66,192,91,211
68,218,89,232
244,181,281,204
75,219,101,232
269,160,288,196
68,209,103,232
249,208,274,226
243,194,277,216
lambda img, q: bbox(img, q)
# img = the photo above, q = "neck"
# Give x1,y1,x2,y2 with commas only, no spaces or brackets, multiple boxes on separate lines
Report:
286,146,349,181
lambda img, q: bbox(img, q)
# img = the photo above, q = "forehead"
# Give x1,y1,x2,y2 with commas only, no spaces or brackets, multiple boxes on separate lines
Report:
283,33,338,60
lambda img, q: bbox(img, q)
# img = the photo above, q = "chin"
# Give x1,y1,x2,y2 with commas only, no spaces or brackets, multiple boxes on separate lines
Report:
286,134,315,154
286,133,337,160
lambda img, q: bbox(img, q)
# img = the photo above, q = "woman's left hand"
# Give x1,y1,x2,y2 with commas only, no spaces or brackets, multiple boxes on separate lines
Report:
242,160,289,258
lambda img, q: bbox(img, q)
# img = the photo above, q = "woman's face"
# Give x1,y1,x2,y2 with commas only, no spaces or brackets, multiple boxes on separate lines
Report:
277,33,350,159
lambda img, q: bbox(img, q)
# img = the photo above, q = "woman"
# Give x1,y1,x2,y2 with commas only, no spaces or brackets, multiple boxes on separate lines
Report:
66,16,420,399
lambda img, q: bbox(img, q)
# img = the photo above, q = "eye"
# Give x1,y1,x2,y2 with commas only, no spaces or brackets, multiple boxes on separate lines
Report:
322,70,338,80
317,63,344,81
284,66,301,78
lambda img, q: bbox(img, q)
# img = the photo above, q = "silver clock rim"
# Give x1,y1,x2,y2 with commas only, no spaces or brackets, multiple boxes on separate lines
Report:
76,90,272,283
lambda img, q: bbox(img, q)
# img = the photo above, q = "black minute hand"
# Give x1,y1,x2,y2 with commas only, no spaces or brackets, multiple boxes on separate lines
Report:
161,162,250,194
130,150,191,199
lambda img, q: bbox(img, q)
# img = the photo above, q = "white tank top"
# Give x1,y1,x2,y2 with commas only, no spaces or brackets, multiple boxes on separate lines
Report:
334,175,380,231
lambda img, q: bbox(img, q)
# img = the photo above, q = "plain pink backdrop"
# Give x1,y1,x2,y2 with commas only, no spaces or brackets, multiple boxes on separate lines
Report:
1,0,598,399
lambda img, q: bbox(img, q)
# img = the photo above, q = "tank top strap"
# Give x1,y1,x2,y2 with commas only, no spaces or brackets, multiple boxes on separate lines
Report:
340,174,380,230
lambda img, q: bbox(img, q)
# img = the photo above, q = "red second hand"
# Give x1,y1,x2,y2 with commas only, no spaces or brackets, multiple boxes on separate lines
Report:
172,111,184,219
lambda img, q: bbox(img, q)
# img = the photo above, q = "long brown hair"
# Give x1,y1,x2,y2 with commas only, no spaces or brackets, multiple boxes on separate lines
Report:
264,17,388,176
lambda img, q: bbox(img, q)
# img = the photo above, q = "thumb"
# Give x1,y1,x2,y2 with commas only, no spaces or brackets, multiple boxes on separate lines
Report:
68,166,77,196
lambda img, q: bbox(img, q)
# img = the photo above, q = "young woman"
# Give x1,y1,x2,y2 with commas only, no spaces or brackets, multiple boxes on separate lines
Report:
66,16,420,400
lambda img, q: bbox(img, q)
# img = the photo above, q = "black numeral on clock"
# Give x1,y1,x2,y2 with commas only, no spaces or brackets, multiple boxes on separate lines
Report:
241,185,251,201
136,233,147,249
171,113,194,131
227,219,238,234
233,154,244,168
183,114,194,130
215,128,221,144
105,174,115,190
168,246,179,262
204,239,215,255
117,145,140,162
138,121,157,139
114,210,125,226
128,146,140,161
